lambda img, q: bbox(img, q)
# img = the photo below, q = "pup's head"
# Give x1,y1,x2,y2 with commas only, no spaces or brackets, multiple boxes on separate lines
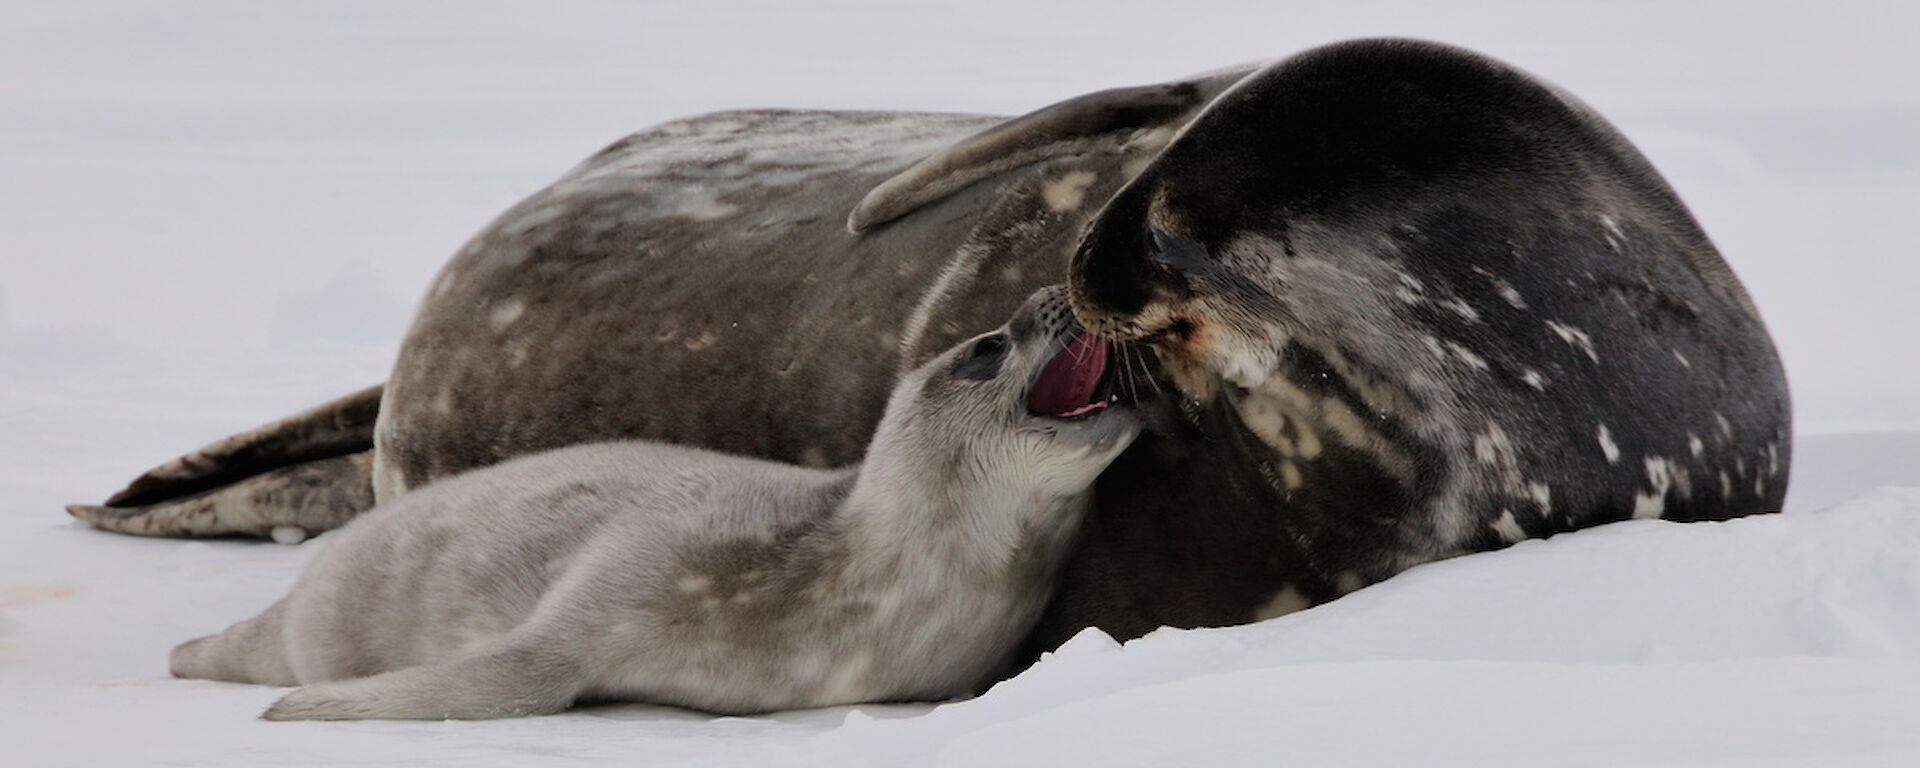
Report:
873,285,1140,497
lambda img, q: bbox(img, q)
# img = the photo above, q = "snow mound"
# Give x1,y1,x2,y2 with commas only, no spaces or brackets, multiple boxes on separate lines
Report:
5,488,1918,767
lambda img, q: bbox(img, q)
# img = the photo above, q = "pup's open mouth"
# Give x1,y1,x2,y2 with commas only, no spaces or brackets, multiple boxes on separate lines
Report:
1028,331,1115,419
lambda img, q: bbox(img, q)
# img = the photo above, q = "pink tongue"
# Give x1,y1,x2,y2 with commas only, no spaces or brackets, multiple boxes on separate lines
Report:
1028,332,1109,417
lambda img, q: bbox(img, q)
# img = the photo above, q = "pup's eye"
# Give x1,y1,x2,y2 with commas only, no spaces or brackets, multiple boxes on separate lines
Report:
970,334,1008,359
954,333,1009,381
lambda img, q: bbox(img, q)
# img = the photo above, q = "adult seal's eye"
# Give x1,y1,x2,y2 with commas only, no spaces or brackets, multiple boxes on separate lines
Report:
954,333,1008,380
1147,225,1213,277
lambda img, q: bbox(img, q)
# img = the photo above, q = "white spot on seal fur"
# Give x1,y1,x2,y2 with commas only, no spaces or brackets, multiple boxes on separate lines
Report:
1494,280,1526,309
1491,509,1526,543
1521,368,1547,390
676,575,712,594
1335,572,1366,595
1252,585,1312,621
1599,214,1625,252
489,298,526,331
1445,341,1488,371
1473,424,1513,465
1293,422,1322,460
1040,170,1098,212
668,186,740,221
1597,424,1620,464
1279,461,1303,491
1633,457,1676,519
1440,298,1481,322
1672,349,1692,368
1394,274,1426,305
1235,395,1295,456
1547,320,1599,363
1688,434,1705,459
1526,482,1552,517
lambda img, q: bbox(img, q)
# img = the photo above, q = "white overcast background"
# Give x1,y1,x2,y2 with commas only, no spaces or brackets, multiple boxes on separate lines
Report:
2,2,1917,766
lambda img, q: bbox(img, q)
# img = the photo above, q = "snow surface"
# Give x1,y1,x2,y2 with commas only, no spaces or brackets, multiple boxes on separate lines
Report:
4,1,1918,766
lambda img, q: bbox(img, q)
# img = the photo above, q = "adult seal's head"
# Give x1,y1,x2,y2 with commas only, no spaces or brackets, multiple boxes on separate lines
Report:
1063,38,1788,589
1070,40,1778,401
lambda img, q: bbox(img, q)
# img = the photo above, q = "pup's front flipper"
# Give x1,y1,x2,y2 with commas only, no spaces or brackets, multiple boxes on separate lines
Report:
263,646,580,721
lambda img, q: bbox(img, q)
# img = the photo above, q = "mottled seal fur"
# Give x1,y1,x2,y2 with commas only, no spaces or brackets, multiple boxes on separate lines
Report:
75,39,1788,654
1050,40,1790,638
170,287,1137,719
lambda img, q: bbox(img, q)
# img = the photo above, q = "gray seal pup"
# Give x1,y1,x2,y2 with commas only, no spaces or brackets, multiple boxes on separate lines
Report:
77,39,1788,654
168,287,1138,719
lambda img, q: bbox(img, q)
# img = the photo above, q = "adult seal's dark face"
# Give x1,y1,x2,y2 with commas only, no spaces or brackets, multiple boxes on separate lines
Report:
1070,40,1634,402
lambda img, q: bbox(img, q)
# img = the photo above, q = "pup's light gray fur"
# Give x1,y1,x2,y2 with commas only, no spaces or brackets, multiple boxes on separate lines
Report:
170,287,1136,720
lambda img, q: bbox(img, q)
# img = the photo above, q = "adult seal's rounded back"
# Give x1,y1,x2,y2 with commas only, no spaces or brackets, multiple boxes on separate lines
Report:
71,39,1789,652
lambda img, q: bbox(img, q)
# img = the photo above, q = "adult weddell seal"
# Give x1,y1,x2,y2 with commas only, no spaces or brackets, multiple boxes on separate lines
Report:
74,39,1790,652
173,288,1138,719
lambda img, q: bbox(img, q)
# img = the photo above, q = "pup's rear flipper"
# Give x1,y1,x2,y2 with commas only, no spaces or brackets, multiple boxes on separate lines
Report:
262,644,580,721
67,384,383,540
170,598,297,685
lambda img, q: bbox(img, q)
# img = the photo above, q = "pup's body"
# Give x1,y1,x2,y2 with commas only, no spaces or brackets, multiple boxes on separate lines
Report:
171,287,1136,719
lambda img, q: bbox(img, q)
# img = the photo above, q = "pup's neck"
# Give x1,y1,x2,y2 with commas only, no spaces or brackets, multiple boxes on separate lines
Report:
837,429,1092,583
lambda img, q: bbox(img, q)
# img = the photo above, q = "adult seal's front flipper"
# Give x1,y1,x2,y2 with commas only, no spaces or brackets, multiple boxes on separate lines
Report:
846,63,1260,233
67,384,382,541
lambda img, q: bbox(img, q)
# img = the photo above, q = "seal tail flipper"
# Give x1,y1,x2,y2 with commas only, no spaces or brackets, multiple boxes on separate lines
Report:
69,384,383,539
67,451,375,540
103,383,383,508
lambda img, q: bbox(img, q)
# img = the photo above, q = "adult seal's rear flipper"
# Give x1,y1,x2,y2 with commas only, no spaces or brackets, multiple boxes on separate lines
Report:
846,64,1260,233
68,453,373,542
69,384,383,540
